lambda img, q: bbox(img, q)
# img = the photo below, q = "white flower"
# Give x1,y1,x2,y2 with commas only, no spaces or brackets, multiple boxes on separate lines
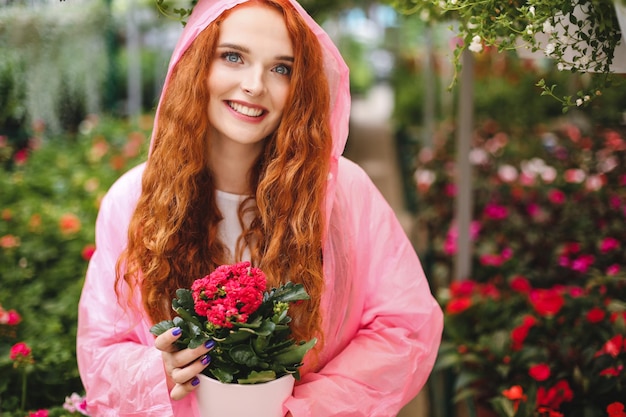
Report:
529,6,535,16
497,165,518,183
576,98,583,106
450,0,458,4
467,21,479,30
540,166,557,183
469,35,483,53
525,24,534,35
543,20,555,34
545,43,556,56
584,95,590,102
420,10,430,21
557,63,565,71
469,148,488,165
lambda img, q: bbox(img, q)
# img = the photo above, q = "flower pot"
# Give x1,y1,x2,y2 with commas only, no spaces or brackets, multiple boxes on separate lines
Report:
195,374,295,417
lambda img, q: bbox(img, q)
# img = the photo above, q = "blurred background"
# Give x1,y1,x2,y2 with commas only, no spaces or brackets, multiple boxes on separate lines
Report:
1,0,626,416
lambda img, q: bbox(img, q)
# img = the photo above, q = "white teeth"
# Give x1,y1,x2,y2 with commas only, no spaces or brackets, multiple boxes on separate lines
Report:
228,102,263,117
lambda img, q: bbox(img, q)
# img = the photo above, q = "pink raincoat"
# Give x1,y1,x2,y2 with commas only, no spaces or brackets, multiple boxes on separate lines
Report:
77,1,444,416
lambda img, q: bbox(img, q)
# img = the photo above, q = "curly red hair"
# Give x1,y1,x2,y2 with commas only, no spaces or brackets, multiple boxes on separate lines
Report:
116,0,332,348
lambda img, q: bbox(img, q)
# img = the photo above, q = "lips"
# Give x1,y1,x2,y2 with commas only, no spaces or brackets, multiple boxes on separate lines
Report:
227,101,265,117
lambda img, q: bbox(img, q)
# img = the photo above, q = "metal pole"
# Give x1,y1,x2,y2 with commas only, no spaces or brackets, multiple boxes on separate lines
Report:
454,48,474,282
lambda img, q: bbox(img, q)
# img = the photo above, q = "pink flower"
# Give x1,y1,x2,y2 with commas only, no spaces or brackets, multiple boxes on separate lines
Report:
10,342,32,361
192,261,266,329
529,363,551,381
600,237,620,253
585,174,605,191
483,202,508,220
571,254,595,273
547,189,566,205
64,392,89,415
564,168,585,183
607,264,621,276
29,410,48,417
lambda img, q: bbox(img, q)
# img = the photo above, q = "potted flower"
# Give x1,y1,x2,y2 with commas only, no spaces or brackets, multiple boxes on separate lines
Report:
150,261,317,417
390,0,626,110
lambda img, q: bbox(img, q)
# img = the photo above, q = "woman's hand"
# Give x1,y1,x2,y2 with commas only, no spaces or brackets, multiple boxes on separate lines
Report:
154,327,216,400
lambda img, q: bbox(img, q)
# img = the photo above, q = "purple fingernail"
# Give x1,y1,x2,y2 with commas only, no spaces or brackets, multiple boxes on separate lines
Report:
204,340,216,349
201,354,211,366
191,377,200,386
172,327,182,336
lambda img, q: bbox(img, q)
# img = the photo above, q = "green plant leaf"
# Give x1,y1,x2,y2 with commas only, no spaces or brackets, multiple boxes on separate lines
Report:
237,370,277,384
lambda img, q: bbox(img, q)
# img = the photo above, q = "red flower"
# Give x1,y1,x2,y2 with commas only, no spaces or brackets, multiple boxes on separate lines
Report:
502,385,526,400
595,335,624,358
511,315,536,351
510,275,532,293
449,280,476,297
600,365,623,377
446,297,472,314
586,307,606,323
502,385,527,411
0,308,21,325
191,261,266,329
529,288,564,317
536,380,573,409
607,402,626,417
29,410,49,417
537,407,564,417
81,244,96,261
529,363,551,381
10,342,31,360
59,213,81,235
610,312,626,324
547,189,566,204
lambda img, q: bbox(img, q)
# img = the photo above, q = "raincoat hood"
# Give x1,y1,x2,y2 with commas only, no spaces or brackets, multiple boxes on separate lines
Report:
152,0,351,174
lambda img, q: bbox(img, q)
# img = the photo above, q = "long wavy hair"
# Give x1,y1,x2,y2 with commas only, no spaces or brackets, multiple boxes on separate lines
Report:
115,0,332,348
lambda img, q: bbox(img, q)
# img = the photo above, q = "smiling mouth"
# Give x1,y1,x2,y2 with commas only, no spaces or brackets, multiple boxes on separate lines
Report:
227,101,265,117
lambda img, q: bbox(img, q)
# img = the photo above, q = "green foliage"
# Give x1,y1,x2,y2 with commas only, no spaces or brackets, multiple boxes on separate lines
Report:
150,281,316,384
0,114,151,414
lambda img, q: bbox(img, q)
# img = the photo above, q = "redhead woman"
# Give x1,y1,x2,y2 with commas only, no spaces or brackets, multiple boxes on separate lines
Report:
76,0,443,416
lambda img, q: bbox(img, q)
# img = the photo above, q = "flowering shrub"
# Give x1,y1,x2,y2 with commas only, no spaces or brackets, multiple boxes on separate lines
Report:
150,261,317,384
414,114,626,416
0,115,150,415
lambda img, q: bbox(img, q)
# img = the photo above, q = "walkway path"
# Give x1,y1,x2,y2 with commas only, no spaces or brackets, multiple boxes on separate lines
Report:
343,83,430,417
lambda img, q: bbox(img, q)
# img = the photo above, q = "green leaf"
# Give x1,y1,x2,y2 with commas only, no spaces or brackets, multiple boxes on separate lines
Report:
237,370,277,384
273,338,317,366
149,320,175,337
230,344,263,367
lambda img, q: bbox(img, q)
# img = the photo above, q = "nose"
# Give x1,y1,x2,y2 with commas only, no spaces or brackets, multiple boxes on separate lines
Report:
241,66,266,96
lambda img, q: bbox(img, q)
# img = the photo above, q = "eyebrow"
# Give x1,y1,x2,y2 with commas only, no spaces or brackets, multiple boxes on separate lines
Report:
217,43,294,62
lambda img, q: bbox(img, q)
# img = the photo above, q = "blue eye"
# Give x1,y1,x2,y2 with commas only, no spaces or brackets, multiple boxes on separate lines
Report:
222,52,242,63
274,64,292,76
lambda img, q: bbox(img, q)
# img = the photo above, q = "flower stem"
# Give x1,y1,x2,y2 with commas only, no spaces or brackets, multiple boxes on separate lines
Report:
20,368,27,411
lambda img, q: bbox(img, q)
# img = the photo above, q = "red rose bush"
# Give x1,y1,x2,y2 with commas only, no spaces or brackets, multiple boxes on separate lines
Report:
150,261,317,384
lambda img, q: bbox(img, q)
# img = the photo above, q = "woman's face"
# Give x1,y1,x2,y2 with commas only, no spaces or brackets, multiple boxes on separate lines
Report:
207,4,293,155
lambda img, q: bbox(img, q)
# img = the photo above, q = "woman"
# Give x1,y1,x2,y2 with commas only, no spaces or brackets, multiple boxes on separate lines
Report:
76,0,443,416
